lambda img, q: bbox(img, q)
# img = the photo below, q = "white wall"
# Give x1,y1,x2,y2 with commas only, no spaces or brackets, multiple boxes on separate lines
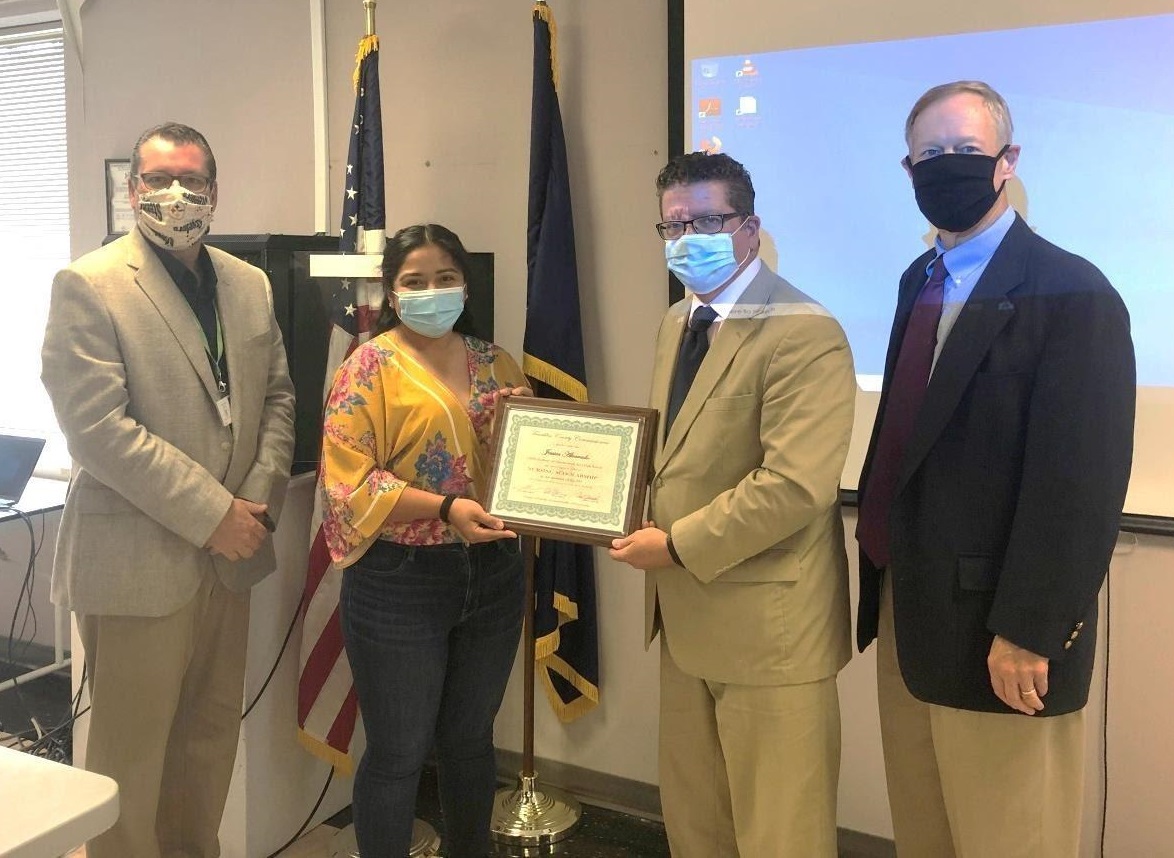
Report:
1097,532,1174,854
64,0,316,257
13,0,1171,853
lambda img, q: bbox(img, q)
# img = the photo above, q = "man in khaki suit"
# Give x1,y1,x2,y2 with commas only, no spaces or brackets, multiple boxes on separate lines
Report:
41,122,295,858
610,152,856,856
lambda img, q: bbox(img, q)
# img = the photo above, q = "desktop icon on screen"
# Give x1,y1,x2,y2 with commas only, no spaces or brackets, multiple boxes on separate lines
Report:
698,98,722,118
736,95,758,116
736,58,758,77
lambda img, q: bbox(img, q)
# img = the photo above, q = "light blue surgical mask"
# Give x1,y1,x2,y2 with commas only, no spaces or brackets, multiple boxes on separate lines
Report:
395,285,465,338
663,219,750,295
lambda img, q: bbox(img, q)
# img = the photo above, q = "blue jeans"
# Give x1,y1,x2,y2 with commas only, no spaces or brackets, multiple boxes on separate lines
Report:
340,538,524,858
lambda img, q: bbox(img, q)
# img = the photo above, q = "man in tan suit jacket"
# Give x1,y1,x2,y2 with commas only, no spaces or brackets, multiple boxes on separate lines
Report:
41,123,295,858
611,152,856,856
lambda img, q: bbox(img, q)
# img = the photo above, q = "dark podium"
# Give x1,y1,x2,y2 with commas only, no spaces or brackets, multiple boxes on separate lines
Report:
206,234,337,474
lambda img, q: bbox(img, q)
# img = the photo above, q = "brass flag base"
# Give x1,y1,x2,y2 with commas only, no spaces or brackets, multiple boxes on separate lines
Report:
329,819,441,857
489,771,581,847
489,538,582,851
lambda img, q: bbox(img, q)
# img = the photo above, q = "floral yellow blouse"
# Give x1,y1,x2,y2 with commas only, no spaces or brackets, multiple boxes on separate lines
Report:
319,333,525,567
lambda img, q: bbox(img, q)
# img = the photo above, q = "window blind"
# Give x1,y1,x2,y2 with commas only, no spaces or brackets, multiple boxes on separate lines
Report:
0,26,69,476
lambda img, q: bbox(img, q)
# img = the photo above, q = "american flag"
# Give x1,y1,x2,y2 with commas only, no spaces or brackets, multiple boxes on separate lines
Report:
297,32,385,771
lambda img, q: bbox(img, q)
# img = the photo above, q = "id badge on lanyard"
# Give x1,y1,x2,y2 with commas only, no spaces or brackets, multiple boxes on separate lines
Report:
203,312,231,427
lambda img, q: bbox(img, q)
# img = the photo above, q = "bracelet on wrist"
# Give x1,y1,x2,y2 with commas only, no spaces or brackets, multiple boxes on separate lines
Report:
438,494,458,523
665,533,684,567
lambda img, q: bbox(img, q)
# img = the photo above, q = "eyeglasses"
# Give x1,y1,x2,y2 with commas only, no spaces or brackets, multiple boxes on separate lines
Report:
136,172,213,194
655,212,748,240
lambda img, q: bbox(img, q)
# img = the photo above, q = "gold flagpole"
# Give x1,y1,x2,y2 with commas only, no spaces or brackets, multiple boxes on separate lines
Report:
489,535,581,846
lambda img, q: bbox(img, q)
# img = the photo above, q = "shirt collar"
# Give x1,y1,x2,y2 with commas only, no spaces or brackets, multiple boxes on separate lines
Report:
690,256,762,321
928,205,1016,280
143,232,217,292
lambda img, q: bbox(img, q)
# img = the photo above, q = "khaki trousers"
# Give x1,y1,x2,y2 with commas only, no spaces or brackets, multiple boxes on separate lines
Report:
877,574,1085,858
658,636,840,858
78,572,250,858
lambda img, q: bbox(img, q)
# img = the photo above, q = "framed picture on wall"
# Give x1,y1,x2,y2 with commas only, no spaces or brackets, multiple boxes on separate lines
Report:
105,158,134,236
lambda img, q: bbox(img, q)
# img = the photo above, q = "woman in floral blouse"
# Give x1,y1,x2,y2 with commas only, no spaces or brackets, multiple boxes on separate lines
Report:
319,223,529,857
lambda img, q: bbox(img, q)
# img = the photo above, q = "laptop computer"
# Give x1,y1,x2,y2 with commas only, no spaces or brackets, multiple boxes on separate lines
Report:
0,434,46,508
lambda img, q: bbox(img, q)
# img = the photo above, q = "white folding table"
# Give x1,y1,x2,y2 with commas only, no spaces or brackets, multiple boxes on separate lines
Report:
0,746,118,857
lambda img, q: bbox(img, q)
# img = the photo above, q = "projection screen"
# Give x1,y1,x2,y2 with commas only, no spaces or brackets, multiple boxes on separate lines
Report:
680,0,1174,521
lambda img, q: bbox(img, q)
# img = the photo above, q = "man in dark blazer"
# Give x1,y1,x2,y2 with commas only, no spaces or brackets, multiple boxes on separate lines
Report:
855,81,1134,857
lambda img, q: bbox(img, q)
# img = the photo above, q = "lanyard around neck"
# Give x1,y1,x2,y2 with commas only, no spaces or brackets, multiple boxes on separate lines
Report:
199,310,226,394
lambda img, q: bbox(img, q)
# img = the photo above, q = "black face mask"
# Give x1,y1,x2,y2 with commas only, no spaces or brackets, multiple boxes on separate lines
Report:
906,144,1010,233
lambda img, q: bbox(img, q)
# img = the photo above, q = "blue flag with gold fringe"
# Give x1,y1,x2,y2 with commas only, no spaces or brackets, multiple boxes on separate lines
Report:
524,0,600,722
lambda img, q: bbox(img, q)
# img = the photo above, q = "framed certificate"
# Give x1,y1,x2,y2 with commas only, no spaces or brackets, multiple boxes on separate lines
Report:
105,158,135,236
485,397,659,546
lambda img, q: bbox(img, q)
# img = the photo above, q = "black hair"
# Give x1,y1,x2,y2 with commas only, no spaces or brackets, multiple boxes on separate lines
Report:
130,122,217,180
655,151,755,214
375,223,477,336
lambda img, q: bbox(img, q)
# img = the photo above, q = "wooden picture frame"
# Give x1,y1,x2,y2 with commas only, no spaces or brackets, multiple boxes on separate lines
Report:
485,397,658,546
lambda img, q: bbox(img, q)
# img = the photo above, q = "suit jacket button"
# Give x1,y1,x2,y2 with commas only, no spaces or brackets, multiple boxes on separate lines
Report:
654,477,664,489
1064,640,1073,650
1076,621,1084,629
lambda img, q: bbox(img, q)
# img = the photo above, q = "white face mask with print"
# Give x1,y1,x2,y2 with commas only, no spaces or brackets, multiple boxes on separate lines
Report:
136,182,215,251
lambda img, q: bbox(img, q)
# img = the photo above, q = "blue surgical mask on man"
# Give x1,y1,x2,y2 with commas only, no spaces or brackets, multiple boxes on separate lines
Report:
664,219,750,295
394,286,465,338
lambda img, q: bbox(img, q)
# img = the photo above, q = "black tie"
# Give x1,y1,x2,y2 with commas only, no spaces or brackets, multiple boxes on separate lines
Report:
666,305,718,433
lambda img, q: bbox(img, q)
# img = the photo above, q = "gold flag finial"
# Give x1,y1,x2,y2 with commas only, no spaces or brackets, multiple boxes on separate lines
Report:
533,1,558,92
353,1,379,93
363,0,376,38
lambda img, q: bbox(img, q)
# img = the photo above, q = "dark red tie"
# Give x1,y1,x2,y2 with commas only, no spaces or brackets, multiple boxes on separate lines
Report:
857,257,948,568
